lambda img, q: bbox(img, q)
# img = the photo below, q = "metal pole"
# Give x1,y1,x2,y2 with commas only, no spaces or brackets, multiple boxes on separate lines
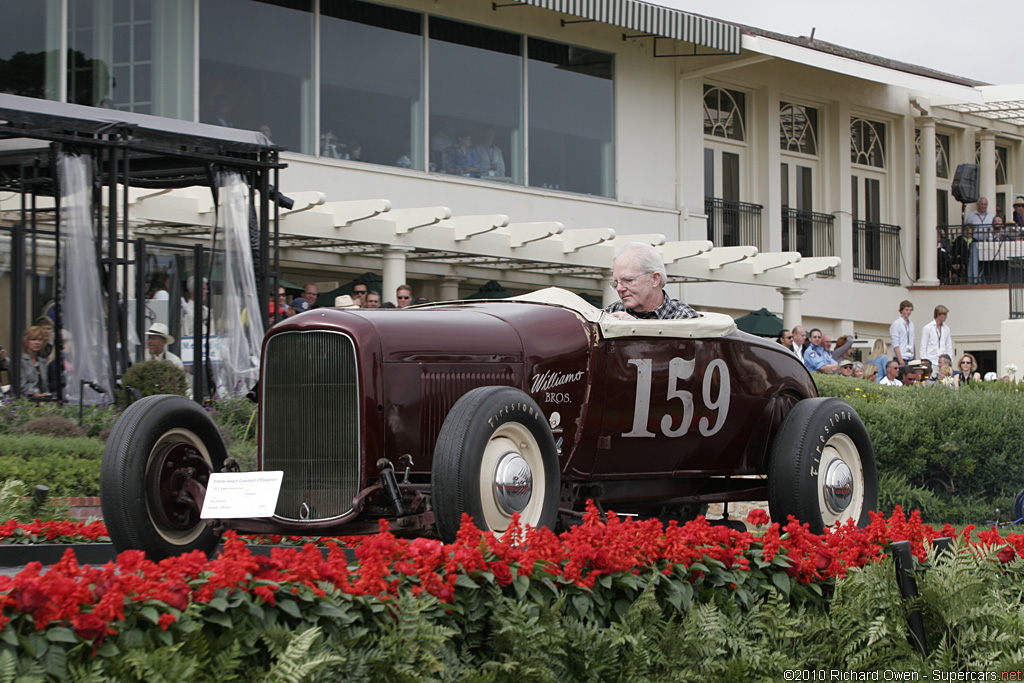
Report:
193,243,205,404
10,221,25,395
134,237,147,363
106,146,121,388
49,147,64,402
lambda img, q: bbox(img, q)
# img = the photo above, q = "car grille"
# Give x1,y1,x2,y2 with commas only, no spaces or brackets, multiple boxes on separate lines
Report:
261,330,360,521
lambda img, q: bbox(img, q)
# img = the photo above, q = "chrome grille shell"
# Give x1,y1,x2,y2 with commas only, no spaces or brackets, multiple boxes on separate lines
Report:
260,330,360,522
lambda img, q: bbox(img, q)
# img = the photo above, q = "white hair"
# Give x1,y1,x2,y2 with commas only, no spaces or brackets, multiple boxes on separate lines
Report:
616,242,666,282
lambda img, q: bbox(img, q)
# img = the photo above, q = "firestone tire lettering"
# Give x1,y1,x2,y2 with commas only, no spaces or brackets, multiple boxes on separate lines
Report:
768,397,878,534
433,386,560,542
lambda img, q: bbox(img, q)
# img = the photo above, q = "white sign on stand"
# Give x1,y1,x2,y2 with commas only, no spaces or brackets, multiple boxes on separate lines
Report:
201,471,283,519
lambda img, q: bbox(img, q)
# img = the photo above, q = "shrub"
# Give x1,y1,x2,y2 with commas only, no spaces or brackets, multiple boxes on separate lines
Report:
0,435,104,497
119,359,189,400
815,374,1024,523
0,456,101,497
0,396,120,439
0,434,104,461
13,416,85,439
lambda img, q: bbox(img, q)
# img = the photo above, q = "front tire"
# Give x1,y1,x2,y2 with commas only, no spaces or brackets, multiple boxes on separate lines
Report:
101,395,227,560
432,387,560,542
768,397,877,534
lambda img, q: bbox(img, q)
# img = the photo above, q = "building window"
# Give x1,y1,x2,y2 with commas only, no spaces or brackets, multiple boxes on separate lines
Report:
779,102,817,155
703,85,745,141
850,117,886,168
428,17,522,182
997,145,1009,185
200,0,314,154
0,0,59,100
321,0,423,170
528,39,613,197
913,130,951,178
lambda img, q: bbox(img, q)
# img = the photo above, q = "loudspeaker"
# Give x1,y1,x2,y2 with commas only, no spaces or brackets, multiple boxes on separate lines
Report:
952,163,980,204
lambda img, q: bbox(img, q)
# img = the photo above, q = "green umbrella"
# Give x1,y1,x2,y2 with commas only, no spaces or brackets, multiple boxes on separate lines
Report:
317,272,384,307
465,280,510,299
734,307,784,337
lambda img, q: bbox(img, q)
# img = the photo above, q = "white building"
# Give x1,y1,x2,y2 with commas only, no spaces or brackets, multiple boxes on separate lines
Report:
3,0,1024,378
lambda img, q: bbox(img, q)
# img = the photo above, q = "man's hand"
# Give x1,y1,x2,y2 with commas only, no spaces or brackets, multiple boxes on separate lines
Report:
818,363,839,375
609,311,633,320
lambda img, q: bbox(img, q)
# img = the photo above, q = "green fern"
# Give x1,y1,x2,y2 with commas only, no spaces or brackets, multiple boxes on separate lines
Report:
259,626,344,683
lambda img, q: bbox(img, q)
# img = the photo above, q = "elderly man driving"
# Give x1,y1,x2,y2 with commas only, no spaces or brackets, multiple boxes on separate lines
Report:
605,243,699,320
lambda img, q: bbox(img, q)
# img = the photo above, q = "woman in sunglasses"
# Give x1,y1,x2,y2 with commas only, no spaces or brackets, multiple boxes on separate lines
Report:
953,353,982,388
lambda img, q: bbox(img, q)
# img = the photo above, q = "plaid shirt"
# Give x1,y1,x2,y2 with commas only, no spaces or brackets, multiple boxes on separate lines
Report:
604,292,699,320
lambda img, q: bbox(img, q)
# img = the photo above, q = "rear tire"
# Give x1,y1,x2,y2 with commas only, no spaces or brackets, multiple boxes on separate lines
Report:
768,397,877,534
432,387,560,542
101,395,226,560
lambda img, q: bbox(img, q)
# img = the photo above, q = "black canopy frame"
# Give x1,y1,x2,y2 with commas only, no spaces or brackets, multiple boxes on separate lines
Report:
0,93,287,402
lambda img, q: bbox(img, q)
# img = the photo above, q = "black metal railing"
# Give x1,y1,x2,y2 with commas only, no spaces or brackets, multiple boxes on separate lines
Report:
938,224,1024,286
782,208,835,277
853,220,901,286
705,197,763,250
1010,259,1024,319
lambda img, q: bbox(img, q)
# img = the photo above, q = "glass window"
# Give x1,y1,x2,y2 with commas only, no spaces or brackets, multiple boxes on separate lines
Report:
997,145,1009,185
527,38,614,196
936,133,950,179
428,17,522,181
703,85,745,141
850,117,886,168
321,0,423,170
779,102,817,155
915,130,951,179
0,0,60,100
201,0,313,153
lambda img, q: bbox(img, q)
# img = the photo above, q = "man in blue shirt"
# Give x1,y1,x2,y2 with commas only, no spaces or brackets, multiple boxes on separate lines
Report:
803,328,838,374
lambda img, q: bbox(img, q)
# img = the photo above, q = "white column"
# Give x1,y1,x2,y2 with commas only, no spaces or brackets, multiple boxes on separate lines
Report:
439,275,464,302
978,129,997,209
777,287,805,330
382,247,412,306
917,117,939,285
601,269,617,308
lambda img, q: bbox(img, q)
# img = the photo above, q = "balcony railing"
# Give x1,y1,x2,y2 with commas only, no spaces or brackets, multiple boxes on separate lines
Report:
705,197,763,250
853,220,901,286
938,224,1024,286
1010,260,1024,319
782,208,835,277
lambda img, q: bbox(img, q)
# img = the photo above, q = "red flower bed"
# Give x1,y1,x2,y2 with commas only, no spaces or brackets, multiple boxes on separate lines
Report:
0,504,1021,644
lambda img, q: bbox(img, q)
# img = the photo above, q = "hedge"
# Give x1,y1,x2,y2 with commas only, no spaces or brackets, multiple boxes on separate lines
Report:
0,435,103,497
814,375,1024,523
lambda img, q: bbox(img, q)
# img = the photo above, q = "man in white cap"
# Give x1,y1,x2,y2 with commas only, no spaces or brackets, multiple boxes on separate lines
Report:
145,323,184,370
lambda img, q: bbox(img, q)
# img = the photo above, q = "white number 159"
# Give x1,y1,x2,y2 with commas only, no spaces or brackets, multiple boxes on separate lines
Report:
622,357,731,438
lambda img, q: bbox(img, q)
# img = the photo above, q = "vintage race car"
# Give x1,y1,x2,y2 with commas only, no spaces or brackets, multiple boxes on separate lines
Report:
101,288,878,559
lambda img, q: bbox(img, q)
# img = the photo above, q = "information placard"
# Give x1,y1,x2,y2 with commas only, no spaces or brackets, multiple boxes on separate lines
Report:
200,471,283,519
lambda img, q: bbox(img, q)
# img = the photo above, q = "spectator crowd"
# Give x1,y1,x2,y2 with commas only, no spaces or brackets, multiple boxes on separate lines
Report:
776,299,1002,388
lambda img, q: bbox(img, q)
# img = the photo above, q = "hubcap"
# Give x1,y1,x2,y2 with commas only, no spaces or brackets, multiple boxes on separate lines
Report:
492,451,533,515
823,459,853,514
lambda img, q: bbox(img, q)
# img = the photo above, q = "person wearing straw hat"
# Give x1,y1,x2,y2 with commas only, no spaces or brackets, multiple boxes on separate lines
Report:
334,294,359,309
145,323,184,370
1012,196,1024,230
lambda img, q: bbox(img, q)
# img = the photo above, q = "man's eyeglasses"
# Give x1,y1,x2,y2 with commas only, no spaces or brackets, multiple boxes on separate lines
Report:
353,290,367,296
608,275,645,289
397,295,411,300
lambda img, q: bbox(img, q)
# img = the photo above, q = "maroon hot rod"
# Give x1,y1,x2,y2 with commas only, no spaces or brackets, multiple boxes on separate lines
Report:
101,288,877,558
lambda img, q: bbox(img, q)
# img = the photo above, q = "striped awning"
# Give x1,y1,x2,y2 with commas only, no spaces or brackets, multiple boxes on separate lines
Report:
513,0,741,54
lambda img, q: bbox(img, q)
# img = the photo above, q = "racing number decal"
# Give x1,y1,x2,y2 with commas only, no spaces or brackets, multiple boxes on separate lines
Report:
622,357,731,438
